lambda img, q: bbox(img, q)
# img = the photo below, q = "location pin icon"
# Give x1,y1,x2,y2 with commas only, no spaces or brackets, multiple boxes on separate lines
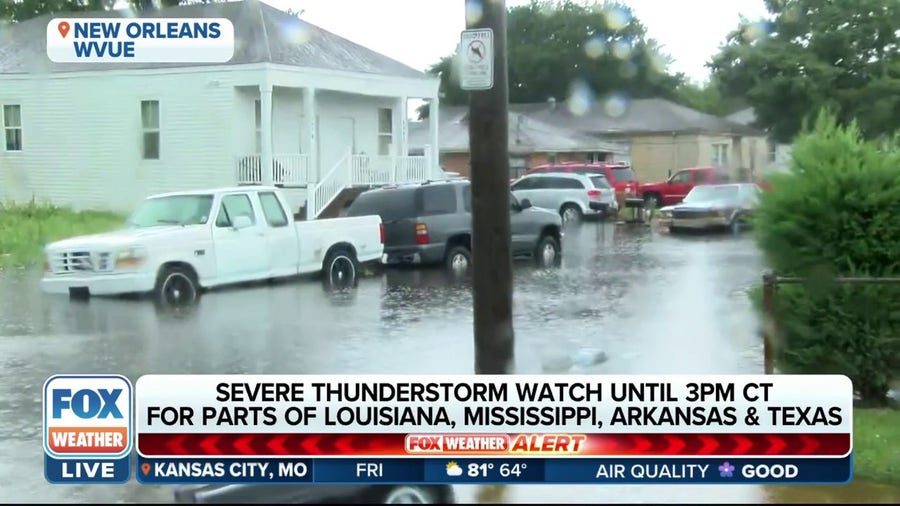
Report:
141,463,151,475
58,21,70,38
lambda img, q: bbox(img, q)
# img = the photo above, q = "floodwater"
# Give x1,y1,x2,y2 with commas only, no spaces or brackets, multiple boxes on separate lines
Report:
0,222,897,503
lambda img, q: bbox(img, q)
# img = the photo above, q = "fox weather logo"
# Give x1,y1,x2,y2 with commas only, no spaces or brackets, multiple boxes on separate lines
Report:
43,374,133,484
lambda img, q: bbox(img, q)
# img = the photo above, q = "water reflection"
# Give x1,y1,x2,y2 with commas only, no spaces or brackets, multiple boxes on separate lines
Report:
0,224,895,502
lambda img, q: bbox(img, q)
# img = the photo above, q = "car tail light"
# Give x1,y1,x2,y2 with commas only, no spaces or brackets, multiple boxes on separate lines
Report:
379,223,385,244
415,223,429,244
587,189,602,198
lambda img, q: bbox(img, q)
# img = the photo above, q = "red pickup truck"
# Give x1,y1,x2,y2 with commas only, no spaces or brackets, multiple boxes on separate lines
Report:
638,167,732,208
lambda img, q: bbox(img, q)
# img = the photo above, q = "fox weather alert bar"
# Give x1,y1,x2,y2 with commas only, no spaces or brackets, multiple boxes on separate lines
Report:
44,374,853,485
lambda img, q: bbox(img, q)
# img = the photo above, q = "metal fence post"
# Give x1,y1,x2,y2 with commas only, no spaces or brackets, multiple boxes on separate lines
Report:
762,272,776,374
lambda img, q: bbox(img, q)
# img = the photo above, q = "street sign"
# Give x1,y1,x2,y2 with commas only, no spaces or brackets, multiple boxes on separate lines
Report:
459,28,494,90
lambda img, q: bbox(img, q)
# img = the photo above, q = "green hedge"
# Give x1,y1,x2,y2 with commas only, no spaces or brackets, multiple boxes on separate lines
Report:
752,112,900,405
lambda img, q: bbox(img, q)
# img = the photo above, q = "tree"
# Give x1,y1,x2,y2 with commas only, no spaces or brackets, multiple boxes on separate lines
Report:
672,80,732,116
709,0,900,143
752,111,900,404
421,0,682,116
1,0,221,22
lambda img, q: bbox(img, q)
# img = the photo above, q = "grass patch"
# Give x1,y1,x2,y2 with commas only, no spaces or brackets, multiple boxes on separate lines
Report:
0,201,124,268
854,407,900,484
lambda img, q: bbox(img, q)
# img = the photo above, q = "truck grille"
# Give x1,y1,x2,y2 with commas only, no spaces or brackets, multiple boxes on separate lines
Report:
49,251,113,274
673,209,717,219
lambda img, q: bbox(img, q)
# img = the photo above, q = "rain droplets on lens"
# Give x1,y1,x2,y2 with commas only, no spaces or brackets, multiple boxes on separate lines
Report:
566,79,595,117
740,21,768,43
602,93,630,118
610,40,632,60
604,5,633,31
280,19,313,44
584,36,606,59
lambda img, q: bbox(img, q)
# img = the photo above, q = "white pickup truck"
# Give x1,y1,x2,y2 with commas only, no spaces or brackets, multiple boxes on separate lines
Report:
40,186,384,304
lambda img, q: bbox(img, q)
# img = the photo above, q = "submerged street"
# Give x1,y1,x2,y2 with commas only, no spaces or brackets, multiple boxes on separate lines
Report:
1,223,895,503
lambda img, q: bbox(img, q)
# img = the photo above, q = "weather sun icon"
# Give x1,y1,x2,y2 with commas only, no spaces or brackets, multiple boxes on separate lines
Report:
445,461,463,477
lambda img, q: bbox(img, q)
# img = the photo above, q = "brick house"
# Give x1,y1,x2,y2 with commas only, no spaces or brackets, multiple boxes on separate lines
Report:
515,99,770,183
408,106,630,179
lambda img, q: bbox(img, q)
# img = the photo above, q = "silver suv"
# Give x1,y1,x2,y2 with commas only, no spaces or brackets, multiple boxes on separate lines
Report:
511,172,618,223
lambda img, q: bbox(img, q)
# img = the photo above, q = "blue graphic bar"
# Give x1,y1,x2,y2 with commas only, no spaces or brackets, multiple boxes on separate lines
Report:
134,456,852,485
45,455,131,484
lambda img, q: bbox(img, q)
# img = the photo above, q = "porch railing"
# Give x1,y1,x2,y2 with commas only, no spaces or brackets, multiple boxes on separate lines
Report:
349,155,432,186
237,150,439,219
235,154,311,186
307,148,352,220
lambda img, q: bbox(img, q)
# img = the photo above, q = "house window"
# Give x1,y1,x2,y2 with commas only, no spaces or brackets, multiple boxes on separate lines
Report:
140,100,160,160
3,104,22,151
767,140,777,162
712,143,729,166
377,108,392,156
254,99,262,154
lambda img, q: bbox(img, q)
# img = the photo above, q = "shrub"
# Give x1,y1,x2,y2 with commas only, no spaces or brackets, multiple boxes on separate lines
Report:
753,111,900,405
0,200,123,268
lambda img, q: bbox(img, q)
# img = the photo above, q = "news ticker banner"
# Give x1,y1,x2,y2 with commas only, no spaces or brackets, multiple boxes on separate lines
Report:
46,18,235,63
44,374,854,485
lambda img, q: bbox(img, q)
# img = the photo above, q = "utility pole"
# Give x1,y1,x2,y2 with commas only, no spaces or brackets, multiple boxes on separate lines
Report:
463,0,514,375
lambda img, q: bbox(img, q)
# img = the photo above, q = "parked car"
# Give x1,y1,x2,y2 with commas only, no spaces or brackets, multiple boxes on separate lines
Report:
524,162,641,208
657,183,761,233
174,483,454,504
345,179,563,274
511,172,617,223
638,166,733,208
40,187,384,303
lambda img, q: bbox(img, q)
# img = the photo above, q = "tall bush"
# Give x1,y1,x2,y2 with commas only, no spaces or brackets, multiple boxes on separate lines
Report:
753,111,900,404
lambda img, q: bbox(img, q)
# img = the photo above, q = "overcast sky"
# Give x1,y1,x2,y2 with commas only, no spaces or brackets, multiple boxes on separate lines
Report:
261,0,771,83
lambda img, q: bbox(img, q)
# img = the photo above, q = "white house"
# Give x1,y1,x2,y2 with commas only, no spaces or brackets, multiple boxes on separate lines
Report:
0,0,441,218
726,108,792,174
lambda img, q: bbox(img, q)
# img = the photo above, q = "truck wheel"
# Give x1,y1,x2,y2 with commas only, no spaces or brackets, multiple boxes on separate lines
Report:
644,193,660,209
445,245,471,277
535,234,561,268
154,265,199,307
323,248,359,290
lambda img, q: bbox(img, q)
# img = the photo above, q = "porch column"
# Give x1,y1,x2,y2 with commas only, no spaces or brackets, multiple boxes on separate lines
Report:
428,96,440,170
395,96,409,157
259,82,274,185
304,87,318,181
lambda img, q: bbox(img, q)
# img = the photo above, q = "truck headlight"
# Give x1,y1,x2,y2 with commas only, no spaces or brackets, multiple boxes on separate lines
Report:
116,247,147,269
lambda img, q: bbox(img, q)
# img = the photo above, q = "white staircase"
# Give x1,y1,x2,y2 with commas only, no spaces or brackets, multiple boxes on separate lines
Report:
305,148,441,220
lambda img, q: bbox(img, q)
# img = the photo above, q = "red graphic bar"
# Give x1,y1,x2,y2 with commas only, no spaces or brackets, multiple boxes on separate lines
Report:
137,433,851,457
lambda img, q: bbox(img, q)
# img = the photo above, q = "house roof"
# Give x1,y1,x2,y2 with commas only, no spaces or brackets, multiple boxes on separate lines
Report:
510,98,764,136
726,107,757,126
0,0,427,78
408,106,631,155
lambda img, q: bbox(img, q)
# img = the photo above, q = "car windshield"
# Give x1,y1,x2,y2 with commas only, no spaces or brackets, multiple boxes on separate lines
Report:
589,176,612,189
611,167,637,181
126,195,213,228
683,185,740,203
347,189,417,222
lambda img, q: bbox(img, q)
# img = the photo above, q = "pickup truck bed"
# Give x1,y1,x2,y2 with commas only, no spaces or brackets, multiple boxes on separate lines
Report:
40,186,384,304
